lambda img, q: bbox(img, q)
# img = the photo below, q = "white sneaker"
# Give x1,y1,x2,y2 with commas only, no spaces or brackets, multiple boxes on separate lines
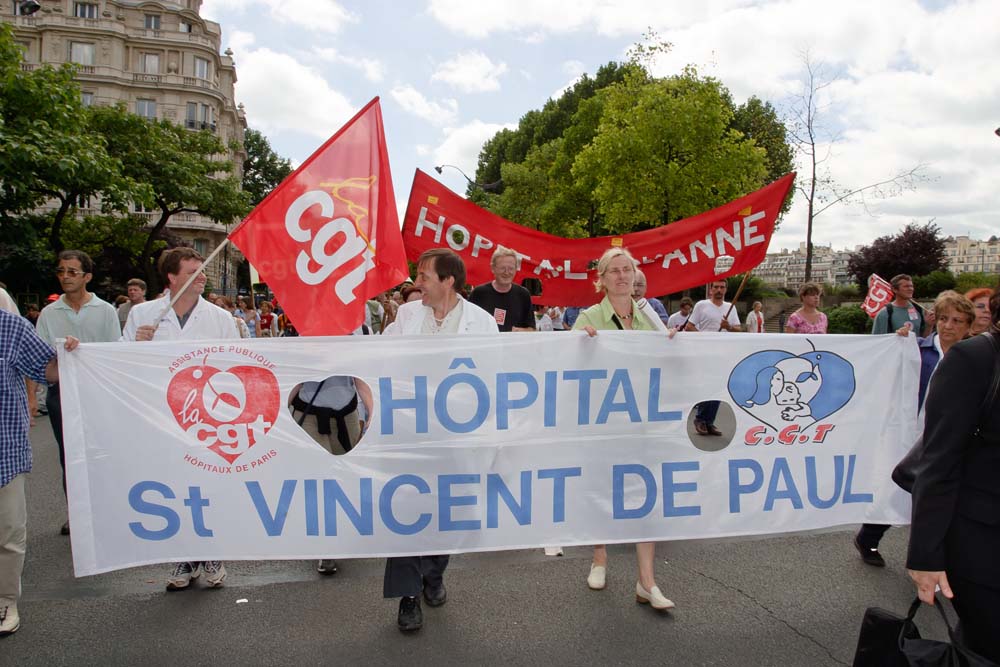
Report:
202,561,227,588
0,598,19,637
165,561,201,591
587,563,606,590
543,547,563,557
636,581,675,610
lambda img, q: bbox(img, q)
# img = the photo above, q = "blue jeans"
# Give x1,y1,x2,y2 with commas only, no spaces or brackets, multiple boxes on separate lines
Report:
695,401,720,426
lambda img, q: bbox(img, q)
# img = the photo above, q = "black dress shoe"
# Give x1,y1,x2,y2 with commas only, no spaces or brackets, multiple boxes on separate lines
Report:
853,536,886,567
60,520,70,536
423,581,447,607
397,596,423,632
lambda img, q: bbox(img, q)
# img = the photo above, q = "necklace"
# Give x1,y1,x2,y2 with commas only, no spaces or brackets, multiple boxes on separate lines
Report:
614,310,633,320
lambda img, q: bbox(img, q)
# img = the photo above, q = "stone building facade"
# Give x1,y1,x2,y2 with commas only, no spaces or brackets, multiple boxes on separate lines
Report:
3,0,246,292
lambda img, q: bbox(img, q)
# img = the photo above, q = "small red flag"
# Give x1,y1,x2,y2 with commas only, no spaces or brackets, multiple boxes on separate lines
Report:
861,273,894,318
230,97,407,335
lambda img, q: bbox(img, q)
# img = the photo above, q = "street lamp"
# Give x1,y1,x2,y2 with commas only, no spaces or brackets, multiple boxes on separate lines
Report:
17,1,41,15
434,164,502,193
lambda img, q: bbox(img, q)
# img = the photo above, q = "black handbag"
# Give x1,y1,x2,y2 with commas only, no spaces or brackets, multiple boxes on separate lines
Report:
893,334,1000,493
854,596,998,667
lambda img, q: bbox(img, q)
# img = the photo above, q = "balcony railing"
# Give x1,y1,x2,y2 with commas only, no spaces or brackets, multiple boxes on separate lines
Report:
133,73,161,84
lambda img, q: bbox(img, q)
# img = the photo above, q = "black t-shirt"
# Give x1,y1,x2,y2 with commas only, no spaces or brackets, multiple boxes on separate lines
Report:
469,282,535,332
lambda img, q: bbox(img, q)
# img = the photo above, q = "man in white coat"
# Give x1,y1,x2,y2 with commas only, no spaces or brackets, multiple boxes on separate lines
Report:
122,247,240,591
381,248,498,632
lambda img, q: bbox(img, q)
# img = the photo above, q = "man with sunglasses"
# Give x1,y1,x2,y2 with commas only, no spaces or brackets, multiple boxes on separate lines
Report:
35,250,119,536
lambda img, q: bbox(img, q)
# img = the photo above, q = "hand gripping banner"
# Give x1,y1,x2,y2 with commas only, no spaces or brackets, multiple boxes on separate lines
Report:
402,171,795,306
61,331,918,576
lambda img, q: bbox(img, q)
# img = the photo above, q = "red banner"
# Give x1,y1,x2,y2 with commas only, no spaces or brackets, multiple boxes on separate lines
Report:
230,98,407,335
402,171,795,306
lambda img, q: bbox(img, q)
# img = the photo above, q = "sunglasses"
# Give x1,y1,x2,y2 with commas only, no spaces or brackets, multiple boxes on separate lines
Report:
55,268,87,277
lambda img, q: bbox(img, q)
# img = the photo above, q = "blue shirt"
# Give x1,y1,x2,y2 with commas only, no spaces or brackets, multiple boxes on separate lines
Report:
644,297,670,324
0,310,55,487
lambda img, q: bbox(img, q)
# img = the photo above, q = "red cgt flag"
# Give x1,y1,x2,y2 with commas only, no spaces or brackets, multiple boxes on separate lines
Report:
229,97,407,335
861,273,894,318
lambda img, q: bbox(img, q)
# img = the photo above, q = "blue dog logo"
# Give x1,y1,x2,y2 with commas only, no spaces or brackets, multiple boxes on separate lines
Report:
727,342,856,432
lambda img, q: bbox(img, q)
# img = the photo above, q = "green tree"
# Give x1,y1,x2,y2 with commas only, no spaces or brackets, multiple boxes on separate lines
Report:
824,304,870,334
89,104,251,288
730,96,795,216
242,128,293,206
0,25,140,253
912,270,956,298
574,67,768,233
955,271,998,294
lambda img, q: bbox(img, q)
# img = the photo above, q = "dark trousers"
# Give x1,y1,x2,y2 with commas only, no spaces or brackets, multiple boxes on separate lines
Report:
383,555,450,598
695,400,720,426
857,523,890,549
45,384,67,495
949,574,1000,662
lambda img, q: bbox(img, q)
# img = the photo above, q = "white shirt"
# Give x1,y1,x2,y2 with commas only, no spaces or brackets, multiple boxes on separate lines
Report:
384,297,500,336
122,295,240,341
666,311,689,330
535,313,554,332
689,299,741,332
0,288,17,314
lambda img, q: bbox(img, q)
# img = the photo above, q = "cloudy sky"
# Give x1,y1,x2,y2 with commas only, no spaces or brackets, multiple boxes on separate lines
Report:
201,0,1000,253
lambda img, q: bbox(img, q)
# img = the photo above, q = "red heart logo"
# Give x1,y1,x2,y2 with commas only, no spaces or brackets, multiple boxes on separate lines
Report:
166,359,281,464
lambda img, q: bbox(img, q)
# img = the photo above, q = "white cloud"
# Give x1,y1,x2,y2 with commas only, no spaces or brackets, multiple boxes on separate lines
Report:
432,120,518,180
232,46,356,140
202,0,357,35
426,0,753,38
431,51,508,93
389,85,459,126
562,60,586,76
311,47,385,82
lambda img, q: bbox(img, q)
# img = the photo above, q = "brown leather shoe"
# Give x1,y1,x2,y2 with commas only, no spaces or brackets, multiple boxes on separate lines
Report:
707,425,723,436
694,420,710,436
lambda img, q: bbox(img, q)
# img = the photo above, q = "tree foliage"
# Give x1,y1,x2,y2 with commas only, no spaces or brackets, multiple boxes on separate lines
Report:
473,56,792,239
87,105,251,288
243,128,293,206
823,304,870,334
912,270,956,298
0,25,141,252
846,222,948,288
955,271,999,294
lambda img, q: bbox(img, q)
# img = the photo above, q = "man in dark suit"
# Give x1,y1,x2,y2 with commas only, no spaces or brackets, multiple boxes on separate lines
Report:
907,294,1000,662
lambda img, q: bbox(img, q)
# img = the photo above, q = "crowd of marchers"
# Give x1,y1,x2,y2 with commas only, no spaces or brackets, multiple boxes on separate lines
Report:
0,247,998,661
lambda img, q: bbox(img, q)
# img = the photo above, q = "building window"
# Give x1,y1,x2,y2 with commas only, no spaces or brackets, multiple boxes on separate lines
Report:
69,42,95,65
136,99,157,119
144,14,161,30
134,201,156,213
194,57,209,79
140,53,159,74
200,103,213,128
74,2,99,19
185,102,198,128
193,239,209,256
179,21,192,33
81,92,94,107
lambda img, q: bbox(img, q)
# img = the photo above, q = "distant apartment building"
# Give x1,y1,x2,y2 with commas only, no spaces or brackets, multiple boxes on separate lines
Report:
757,243,855,288
943,235,1000,275
3,0,247,291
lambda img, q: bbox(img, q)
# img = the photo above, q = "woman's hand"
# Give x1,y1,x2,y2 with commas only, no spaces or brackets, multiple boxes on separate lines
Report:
908,569,953,604
666,327,677,339
582,326,597,338
895,322,913,337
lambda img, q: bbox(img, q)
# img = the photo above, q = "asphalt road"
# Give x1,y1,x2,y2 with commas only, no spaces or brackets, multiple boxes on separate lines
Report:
0,416,953,666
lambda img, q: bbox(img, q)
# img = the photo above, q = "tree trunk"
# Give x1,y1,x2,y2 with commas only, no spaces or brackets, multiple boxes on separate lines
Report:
48,195,75,255
140,208,174,289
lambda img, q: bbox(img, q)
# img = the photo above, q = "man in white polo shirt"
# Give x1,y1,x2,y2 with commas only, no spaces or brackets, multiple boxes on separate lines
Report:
35,250,120,536
382,248,498,633
685,279,742,436
123,247,239,590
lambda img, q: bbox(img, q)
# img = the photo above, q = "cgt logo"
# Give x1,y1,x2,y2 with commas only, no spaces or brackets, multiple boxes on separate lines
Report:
166,357,280,464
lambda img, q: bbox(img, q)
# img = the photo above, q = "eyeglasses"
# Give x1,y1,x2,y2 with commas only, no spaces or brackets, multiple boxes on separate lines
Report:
974,303,989,310
55,268,86,277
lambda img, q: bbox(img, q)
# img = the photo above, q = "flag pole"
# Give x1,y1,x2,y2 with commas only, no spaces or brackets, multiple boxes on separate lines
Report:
720,271,753,331
154,239,231,328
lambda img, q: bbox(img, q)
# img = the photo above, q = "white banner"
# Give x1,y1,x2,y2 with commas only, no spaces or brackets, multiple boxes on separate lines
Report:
60,332,920,576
